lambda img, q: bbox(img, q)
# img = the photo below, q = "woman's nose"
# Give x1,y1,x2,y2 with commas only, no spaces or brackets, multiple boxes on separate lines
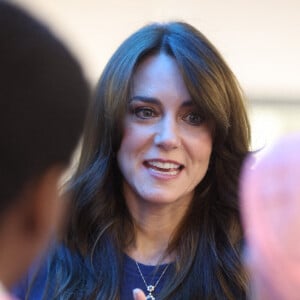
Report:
154,117,181,150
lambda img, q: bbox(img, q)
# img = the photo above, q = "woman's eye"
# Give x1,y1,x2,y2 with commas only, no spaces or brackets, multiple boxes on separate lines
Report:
183,112,204,125
134,107,156,119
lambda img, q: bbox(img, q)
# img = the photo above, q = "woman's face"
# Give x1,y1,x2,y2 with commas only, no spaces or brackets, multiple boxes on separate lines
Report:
117,53,213,207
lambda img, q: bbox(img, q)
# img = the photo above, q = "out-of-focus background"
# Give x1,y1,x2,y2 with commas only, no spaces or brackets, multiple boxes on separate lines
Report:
12,0,300,150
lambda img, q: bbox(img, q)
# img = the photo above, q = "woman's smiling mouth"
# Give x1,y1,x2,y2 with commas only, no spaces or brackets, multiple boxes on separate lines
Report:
144,160,184,176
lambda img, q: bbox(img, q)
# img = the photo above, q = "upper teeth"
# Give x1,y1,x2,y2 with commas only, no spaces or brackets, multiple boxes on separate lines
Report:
148,161,180,169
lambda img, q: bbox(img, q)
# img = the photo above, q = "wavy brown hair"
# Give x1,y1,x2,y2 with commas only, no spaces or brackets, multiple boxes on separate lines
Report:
41,21,251,300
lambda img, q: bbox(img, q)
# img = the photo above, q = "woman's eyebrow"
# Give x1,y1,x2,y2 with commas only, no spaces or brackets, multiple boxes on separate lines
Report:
130,96,194,107
181,100,195,108
129,96,160,105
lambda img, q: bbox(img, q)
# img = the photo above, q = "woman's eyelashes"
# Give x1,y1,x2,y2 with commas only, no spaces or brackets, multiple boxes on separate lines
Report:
132,106,158,119
182,111,205,126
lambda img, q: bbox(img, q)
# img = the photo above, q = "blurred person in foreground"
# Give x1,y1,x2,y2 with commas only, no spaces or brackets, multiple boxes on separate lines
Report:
0,1,89,298
240,133,300,300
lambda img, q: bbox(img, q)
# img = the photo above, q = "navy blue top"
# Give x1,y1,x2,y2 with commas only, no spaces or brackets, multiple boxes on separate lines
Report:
12,254,172,300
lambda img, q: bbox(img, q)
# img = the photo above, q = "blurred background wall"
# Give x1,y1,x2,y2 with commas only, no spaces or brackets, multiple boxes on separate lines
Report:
12,0,300,150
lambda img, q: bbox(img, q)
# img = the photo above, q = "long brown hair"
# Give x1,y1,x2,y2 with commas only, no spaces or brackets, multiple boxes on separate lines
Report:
45,21,250,300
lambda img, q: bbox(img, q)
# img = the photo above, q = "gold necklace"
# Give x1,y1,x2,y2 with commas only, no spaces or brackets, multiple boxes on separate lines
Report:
135,260,169,300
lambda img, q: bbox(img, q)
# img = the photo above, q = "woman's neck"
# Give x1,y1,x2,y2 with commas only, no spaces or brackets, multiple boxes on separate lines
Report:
125,201,189,265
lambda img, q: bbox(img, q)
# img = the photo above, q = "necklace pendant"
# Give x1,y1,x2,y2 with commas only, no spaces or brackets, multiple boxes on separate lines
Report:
146,293,155,300
135,260,169,300
147,285,155,293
